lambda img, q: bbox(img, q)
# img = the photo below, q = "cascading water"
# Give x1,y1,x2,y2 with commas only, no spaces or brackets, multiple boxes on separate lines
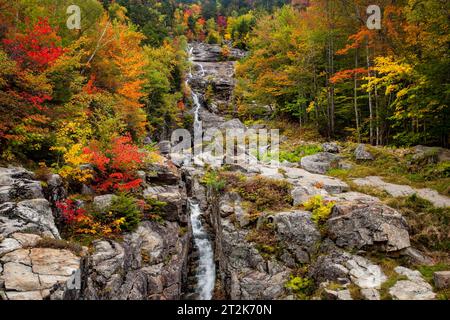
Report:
187,46,202,135
185,44,216,300
188,201,216,300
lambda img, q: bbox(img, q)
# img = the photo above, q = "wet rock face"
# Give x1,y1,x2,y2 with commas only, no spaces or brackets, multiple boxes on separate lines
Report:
83,221,190,300
327,202,411,252
191,43,246,62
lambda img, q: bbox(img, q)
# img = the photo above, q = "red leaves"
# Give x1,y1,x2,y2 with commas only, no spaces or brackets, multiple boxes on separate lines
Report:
2,18,64,72
330,68,368,84
83,74,100,94
109,135,143,171
217,16,227,30
56,199,87,224
83,135,144,193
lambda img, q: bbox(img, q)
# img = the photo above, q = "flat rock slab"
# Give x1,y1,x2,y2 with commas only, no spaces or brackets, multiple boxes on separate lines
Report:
0,247,80,299
353,176,450,208
389,266,436,300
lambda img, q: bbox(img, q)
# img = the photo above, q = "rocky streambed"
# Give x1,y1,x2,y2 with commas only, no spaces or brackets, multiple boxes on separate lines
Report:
0,43,448,300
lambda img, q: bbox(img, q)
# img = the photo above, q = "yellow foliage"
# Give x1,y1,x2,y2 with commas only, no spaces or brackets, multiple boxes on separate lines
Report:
58,144,93,184
51,112,93,154
302,195,335,225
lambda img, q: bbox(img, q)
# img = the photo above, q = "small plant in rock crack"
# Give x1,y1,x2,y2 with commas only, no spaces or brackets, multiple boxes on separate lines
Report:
302,195,335,226
201,170,226,192
139,197,167,223
285,276,314,300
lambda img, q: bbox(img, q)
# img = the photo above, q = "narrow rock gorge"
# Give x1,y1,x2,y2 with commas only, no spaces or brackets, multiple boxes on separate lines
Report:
0,43,448,301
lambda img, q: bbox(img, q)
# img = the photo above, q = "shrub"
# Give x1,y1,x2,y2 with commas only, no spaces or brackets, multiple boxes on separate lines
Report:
94,193,142,233
58,194,142,240
201,170,226,192
83,135,144,193
285,276,314,299
58,143,94,187
56,199,87,224
140,197,167,222
220,173,292,212
302,195,335,225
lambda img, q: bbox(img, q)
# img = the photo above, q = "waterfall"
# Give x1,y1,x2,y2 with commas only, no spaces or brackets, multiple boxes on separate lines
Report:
187,45,202,136
189,201,216,300
185,44,216,300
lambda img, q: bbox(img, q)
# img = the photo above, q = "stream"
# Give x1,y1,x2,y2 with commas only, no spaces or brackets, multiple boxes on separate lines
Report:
188,201,216,300
186,44,216,300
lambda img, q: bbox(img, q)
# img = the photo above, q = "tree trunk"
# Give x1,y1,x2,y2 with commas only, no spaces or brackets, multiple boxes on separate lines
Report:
354,49,360,142
366,39,373,145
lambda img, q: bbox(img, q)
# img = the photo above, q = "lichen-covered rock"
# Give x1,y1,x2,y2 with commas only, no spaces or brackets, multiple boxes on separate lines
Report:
144,185,186,222
93,194,117,211
389,267,435,300
0,199,60,239
83,221,189,300
273,211,321,263
322,142,340,153
146,159,181,185
327,202,410,252
220,218,291,300
433,271,450,289
300,152,340,174
0,167,43,203
309,247,386,291
355,144,374,161
281,166,348,194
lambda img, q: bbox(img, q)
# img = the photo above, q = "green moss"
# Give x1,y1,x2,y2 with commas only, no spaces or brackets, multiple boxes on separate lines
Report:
178,226,188,236
279,144,323,163
417,263,450,283
334,142,450,196
416,264,450,300
380,274,409,300
348,283,363,300
246,223,281,260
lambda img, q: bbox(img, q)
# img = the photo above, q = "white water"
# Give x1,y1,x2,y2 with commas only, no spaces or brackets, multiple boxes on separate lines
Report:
189,201,216,300
186,45,216,300
187,46,202,134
